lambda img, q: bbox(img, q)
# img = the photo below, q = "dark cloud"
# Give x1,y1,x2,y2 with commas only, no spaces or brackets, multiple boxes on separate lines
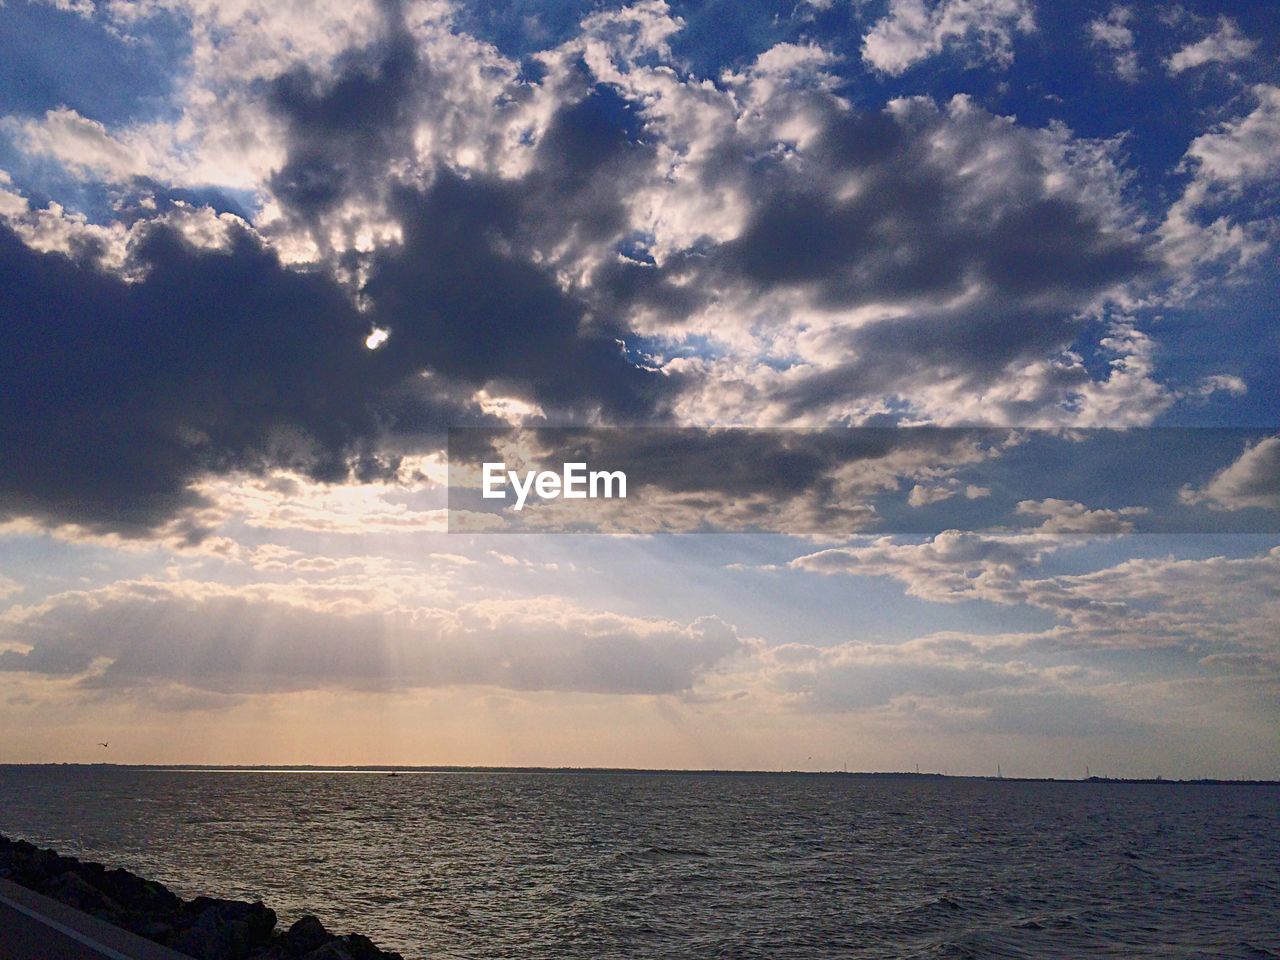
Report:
0,191,671,534
264,19,669,416
524,82,650,245
266,4,419,224
365,170,666,419
258,7,670,412
1,55,676,537
607,97,1149,306
0,221,392,533
773,302,1073,418
586,96,1155,416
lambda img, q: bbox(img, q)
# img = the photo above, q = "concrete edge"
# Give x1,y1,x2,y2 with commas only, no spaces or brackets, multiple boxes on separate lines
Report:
0,877,192,960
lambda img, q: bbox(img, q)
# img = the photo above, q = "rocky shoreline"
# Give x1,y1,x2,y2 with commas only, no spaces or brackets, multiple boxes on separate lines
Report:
0,834,403,960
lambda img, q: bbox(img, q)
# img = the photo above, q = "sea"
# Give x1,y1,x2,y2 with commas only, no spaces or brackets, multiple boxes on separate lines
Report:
1,767,1277,959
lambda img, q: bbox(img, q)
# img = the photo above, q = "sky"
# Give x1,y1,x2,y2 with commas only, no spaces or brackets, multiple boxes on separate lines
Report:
0,0,1278,777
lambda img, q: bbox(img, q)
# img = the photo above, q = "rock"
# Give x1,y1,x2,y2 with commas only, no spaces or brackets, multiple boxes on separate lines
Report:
100,867,183,914
175,919,255,960
186,897,278,941
29,847,71,882
44,871,123,921
136,920,176,942
339,934,403,960
172,898,277,959
285,915,333,954
302,943,356,960
172,925,218,959
1,834,402,960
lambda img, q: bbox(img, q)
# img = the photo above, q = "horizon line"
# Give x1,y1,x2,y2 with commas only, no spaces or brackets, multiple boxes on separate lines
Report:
3,763,1277,785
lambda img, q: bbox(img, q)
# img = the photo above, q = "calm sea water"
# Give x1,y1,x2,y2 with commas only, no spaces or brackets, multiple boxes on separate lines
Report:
1,768,1277,959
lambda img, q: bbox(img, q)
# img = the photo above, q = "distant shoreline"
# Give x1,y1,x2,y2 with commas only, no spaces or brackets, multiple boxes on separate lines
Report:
3,764,1277,786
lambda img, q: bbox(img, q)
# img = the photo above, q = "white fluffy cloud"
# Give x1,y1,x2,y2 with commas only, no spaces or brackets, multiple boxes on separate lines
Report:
34,0,95,17
1184,84,1280,187
787,532,1280,655
1182,435,1280,511
788,530,1058,605
1159,84,1280,273
1023,548,1280,652
1087,6,1139,83
742,634,1040,712
861,0,1035,76
10,108,149,181
1166,16,1259,75
1015,498,1147,533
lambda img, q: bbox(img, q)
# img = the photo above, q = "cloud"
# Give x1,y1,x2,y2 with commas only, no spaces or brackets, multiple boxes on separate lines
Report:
192,460,448,535
1159,85,1280,272
1021,547,1280,649
1087,6,1139,83
788,530,1058,604
748,636,1035,711
907,479,990,506
1015,498,1148,533
615,90,1154,426
787,531,1280,653
0,0,1263,543
262,10,421,229
1183,85,1280,187
10,108,149,181
0,178,131,267
861,0,1035,76
0,581,753,696
0,217,432,535
36,0,97,17
721,632,1148,739
908,484,958,507
1181,435,1280,511
0,174,665,536
363,170,665,417
1192,374,1248,399
1166,16,1259,75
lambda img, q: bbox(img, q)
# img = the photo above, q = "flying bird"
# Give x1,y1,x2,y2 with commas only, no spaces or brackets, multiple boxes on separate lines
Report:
97,742,109,748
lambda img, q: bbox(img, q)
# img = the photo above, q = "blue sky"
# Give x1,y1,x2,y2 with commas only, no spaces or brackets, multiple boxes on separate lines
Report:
0,0,1277,776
